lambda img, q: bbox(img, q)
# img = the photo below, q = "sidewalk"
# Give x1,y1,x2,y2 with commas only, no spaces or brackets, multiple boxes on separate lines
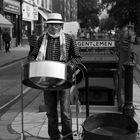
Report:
0,45,29,68
0,46,140,140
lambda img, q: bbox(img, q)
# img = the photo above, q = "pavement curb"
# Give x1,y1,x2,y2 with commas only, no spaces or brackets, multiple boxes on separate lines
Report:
0,89,42,140
0,57,26,68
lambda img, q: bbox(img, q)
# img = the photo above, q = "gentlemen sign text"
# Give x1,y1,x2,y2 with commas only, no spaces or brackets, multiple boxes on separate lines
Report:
76,41,115,48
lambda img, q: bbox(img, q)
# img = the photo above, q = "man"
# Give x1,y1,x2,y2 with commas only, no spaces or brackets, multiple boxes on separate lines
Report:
28,13,81,140
2,29,11,53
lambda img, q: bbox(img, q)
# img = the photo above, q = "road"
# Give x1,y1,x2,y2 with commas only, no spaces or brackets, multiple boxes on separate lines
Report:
0,60,43,118
0,62,21,107
0,61,33,112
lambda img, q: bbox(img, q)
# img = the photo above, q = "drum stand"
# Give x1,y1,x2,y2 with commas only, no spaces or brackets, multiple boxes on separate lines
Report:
20,64,27,140
19,63,89,140
60,64,89,140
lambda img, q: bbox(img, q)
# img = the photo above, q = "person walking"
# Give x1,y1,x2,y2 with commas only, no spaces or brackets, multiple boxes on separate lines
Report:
28,30,37,56
27,13,82,140
2,29,11,53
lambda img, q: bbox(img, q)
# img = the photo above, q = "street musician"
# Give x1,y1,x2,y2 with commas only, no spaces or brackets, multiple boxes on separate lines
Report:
27,13,81,140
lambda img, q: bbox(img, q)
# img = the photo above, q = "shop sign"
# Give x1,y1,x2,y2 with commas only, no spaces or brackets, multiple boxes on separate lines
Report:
33,6,38,20
22,2,33,20
3,0,20,15
22,2,38,21
76,40,115,48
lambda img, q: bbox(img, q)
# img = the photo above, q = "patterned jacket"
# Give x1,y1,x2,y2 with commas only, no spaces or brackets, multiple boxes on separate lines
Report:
28,33,82,67
28,34,37,47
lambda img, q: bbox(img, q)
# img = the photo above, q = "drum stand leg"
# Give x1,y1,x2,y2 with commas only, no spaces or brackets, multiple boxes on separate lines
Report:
74,98,81,140
20,66,26,140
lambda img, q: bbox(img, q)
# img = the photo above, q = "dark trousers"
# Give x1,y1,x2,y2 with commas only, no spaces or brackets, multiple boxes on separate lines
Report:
44,89,73,140
4,41,10,52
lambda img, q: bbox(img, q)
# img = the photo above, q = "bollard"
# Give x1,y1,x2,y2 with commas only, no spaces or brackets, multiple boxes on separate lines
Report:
123,62,135,118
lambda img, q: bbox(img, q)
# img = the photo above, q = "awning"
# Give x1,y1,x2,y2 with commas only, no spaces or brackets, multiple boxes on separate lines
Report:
38,9,48,21
0,14,13,28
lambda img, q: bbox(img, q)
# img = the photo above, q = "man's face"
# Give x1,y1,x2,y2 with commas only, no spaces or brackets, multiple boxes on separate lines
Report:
47,23,63,35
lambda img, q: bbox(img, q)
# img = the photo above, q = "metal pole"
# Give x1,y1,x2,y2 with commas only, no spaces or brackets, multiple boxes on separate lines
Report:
20,64,26,140
76,64,89,117
19,0,23,47
123,62,135,118
85,72,89,118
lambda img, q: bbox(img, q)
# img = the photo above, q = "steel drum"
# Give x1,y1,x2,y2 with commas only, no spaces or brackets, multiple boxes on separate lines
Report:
22,60,73,90
83,113,138,140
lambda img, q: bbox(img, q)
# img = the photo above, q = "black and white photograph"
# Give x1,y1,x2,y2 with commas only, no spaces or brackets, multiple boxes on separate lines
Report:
0,0,140,140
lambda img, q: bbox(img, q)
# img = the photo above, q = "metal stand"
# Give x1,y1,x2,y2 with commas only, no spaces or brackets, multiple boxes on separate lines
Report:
60,63,89,140
75,95,81,140
76,63,89,118
20,64,26,140
123,62,135,117
19,63,89,140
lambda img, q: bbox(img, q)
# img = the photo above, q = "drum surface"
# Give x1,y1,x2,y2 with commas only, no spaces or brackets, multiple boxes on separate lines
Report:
22,61,73,90
83,113,138,140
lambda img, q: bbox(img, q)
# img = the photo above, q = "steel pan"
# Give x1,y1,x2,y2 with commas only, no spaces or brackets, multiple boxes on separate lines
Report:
22,60,73,90
83,113,138,140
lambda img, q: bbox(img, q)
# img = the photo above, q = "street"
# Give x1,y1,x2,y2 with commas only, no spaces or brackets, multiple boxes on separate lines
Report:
0,62,21,108
0,0,140,139
0,60,33,113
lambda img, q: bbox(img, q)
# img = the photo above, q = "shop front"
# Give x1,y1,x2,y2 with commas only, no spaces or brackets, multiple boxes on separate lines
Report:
0,14,13,50
22,1,38,45
35,9,48,36
3,0,20,47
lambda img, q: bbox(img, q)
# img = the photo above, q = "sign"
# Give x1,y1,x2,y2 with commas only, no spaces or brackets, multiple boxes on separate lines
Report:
22,2,38,21
33,6,38,20
22,2,32,20
76,41,115,48
3,0,20,15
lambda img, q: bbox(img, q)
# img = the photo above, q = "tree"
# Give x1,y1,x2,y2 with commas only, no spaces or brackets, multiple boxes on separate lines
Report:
101,0,140,29
77,0,99,28
100,17,116,31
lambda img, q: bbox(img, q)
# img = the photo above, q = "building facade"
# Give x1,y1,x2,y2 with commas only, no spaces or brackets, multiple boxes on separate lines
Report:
0,0,78,48
52,0,77,22
22,0,52,41
136,2,140,37
0,0,20,48
33,0,52,36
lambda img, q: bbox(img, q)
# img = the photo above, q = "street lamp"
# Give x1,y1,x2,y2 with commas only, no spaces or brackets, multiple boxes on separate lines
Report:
19,0,26,139
18,0,23,47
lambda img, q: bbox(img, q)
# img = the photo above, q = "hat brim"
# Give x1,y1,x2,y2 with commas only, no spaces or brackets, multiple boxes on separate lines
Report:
46,21,64,24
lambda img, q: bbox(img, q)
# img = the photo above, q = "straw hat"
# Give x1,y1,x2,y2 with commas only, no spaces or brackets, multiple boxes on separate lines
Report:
46,13,64,24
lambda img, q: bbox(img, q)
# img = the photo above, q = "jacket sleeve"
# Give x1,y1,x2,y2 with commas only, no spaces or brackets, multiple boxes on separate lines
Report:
67,34,82,67
27,35,43,61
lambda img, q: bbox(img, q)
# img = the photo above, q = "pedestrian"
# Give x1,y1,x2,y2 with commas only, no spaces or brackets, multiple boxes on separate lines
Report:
28,30,37,56
27,13,82,140
2,29,11,53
